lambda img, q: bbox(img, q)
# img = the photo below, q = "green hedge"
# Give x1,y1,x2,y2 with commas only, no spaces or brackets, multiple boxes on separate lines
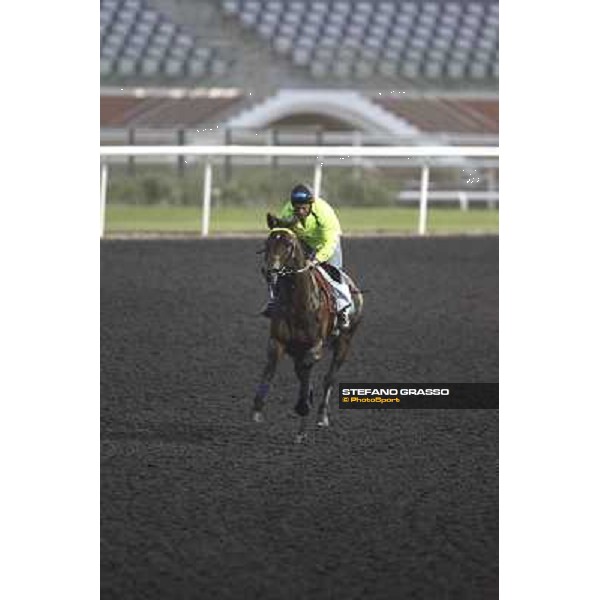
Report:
107,164,400,207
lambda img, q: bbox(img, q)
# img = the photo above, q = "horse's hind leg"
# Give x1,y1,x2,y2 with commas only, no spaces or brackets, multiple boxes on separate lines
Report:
318,336,352,427
252,339,284,422
293,357,314,443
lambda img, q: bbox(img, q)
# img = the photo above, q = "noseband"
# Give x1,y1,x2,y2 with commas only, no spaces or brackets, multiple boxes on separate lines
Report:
264,229,312,279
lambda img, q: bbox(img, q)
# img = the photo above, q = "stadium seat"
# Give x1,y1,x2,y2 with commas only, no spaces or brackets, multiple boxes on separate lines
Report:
365,35,384,50
469,62,488,79
240,10,259,28
292,47,312,66
100,57,114,77
473,48,492,63
437,25,456,40
427,47,446,62
432,37,452,51
467,2,485,16
423,2,440,14
169,45,191,60
396,14,415,27
411,37,429,50
311,1,329,14
401,3,419,15
117,10,137,26
165,58,184,77
373,13,391,28
333,62,352,79
306,12,325,26
355,61,375,79
447,61,467,79
355,2,374,15
418,13,437,28
222,1,239,16
444,3,462,15
378,60,398,78
101,43,119,59
128,32,150,48
382,46,402,60
463,14,482,28
187,59,207,78
266,1,283,14
273,37,293,54
175,33,194,48
415,25,434,40
257,22,277,40
477,37,496,51
401,61,420,78
139,10,159,26
324,23,344,39
117,57,138,77
440,13,459,28
123,45,144,60
134,21,155,37
378,2,396,14
310,61,328,78
140,58,160,77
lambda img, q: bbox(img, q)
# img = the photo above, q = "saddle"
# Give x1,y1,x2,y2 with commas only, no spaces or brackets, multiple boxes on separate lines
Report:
320,262,343,283
313,267,338,325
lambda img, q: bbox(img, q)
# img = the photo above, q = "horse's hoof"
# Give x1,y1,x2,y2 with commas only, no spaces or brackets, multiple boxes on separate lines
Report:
295,432,308,444
252,412,264,423
317,416,330,427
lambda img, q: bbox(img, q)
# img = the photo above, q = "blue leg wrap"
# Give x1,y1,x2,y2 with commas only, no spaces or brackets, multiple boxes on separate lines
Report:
256,383,270,398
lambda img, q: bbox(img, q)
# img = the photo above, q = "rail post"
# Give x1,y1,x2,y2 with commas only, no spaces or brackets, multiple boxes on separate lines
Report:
352,130,361,180
224,127,232,182
100,162,108,238
313,158,323,199
177,128,185,177
127,128,135,175
487,168,497,209
418,162,430,236
201,159,213,236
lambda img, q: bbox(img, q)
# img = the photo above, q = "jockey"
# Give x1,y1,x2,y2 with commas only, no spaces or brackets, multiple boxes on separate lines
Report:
262,183,353,331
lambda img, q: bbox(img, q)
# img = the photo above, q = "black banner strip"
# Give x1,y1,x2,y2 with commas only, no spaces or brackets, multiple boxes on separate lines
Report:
338,383,498,409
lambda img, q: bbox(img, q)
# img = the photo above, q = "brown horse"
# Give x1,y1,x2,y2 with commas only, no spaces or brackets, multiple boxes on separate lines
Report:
252,223,364,442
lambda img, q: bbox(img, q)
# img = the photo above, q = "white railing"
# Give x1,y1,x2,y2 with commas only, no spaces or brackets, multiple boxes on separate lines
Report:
398,190,500,210
99,145,499,237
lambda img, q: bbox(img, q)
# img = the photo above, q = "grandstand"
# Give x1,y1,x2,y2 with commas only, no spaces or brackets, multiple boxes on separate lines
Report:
100,0,498,139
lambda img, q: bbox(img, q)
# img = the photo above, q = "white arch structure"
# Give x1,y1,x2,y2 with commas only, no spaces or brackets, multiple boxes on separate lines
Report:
227,90,421,136
99,144,499,237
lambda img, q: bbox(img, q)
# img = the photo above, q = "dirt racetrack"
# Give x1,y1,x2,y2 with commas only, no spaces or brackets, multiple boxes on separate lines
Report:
101,236,498,600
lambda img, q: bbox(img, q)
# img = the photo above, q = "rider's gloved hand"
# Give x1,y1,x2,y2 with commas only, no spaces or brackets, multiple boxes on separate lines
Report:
307,258,319,269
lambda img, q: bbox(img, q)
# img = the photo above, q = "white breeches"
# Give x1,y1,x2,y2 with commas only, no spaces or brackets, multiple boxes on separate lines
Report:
316,266,353,312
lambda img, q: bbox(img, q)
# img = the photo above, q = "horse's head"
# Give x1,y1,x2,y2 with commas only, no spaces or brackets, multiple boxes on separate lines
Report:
262,225,305,287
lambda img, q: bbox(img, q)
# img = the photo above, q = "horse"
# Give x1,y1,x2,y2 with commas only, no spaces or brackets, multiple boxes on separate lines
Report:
252,220,364,442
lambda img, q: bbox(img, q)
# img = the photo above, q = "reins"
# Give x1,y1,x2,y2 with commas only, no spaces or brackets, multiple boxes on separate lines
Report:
269,263,313,277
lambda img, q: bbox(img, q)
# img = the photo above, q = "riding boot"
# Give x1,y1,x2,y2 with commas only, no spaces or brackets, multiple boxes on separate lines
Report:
338,306,351,331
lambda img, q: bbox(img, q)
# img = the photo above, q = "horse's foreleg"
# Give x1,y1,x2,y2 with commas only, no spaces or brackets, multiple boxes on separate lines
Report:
293,357,314,442
252,339,284,422
318,336,352,427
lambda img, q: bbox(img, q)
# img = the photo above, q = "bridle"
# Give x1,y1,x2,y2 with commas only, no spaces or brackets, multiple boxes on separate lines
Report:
263,229,313,282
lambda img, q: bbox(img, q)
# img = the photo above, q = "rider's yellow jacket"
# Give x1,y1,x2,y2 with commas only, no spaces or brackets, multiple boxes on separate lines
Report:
280,197,342,263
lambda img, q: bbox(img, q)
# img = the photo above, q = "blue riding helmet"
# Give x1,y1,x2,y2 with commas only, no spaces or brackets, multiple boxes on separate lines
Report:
290,184,314,205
